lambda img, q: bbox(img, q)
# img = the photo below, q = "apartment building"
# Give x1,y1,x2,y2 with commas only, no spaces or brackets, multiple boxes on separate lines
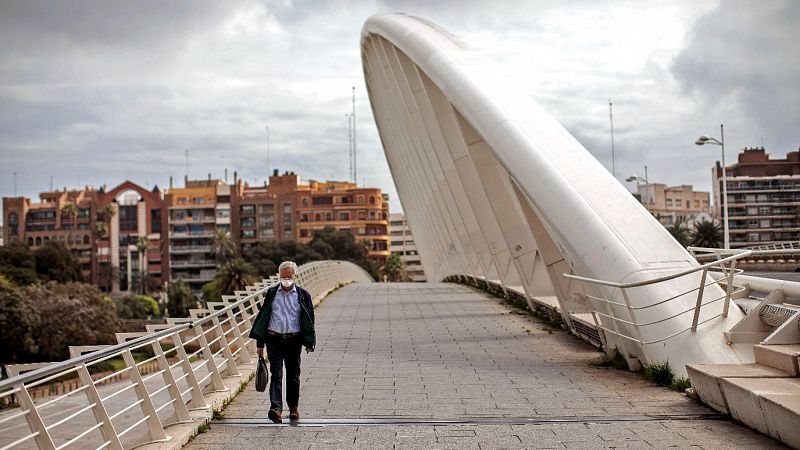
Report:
233,170,391,265
164,177,226,295
388,212,426,282
714,147,800,248
2,181,166,292
634,183,711,227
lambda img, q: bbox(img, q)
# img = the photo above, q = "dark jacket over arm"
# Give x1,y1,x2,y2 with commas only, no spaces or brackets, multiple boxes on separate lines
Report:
248,285,316,350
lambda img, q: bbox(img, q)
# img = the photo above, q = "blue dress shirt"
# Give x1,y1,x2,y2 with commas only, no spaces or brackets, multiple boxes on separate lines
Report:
268,285,301,333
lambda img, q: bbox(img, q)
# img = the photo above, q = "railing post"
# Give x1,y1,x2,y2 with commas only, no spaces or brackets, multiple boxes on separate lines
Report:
226,296,252,364
211,315,240,377
120,348,168,443
194,322,227,392
150,339,192,423
619,288,643,344
15,385,57,450
691,269,708,332
723,259,736,317
171,332,208,410
76,364,124,450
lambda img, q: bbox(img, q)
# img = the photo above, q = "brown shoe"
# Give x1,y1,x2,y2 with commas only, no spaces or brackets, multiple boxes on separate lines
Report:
289,408,300,420
268,408,282,423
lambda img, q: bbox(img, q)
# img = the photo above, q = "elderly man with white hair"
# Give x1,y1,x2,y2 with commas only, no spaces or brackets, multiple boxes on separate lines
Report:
249,260,316,423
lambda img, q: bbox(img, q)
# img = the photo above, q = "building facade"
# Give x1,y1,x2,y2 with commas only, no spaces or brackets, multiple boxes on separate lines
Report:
2,181,167,292
3,171,391,295
714,147,800,248
388,213,426,282
634,183,711,228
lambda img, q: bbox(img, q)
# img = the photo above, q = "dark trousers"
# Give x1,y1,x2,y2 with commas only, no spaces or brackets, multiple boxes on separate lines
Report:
265,334,302,411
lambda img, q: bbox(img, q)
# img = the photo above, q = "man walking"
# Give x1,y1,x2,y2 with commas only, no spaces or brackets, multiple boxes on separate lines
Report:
248,261,316,423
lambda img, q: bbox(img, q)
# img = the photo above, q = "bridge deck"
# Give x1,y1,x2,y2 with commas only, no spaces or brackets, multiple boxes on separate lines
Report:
188,283,781,449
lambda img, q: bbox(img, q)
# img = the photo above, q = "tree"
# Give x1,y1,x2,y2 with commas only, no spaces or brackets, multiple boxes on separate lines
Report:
691,219,723,248
91,222,108,287
60,203,78,248
211,229,237,266
667,221,691,247
0,278,39,363
201,279,222,306
0,241,39,285
167,279,194,318
114,295,160,319
33,241,83,283
135,236,151,294
26,282,118,361
217,258,258,295
380,253,406,282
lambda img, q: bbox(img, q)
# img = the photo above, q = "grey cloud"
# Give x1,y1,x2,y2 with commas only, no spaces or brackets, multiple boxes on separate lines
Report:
672,0,800,152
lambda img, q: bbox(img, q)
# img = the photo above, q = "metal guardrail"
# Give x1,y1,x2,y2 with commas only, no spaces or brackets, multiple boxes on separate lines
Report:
0,260,373,450
563,248,751,347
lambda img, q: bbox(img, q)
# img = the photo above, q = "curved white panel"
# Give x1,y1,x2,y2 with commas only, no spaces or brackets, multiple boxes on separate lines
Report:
361,13,750,372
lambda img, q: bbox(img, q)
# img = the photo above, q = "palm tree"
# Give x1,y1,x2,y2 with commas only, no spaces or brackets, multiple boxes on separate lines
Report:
380,253,405,282
102,203,117,291
211,228,237,266
216,258,258,295
91,222,108,287
666,221,691,247
691,219,723,248
135,236,151,294
60,203,78,248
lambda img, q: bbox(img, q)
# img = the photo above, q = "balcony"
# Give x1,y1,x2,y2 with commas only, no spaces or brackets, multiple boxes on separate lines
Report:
170,260,217,268
169,245,212,254
169,231,216,239
168,215,216,224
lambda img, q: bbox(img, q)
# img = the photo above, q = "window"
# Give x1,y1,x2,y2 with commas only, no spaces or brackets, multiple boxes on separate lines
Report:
217,224,230,231
258,204,274,214
748,220,759,228
8,212,18,235
283,204,292,213
216,208,230,219
357,195,365,204
283,228,292,239
283,215,292,225
151,209,161,233
119,205,137,232
358,211,366,220
325,213,332,221
369,211,376,220
312,196,332,205
339,212,350,221
761,220,770,228
78,208,91,219
300,229,309,238
301,198,309,206
301,213,309,222
83,235,90,245
259,215,274,227
35,237,42,246
240,204,255,215
258,228,274,238
27,237,33,246
748,233,760,242
685,200,690,208
241,229,255,239
241,217,255,228
759,207,771,215
315,213,321,221
666,199,673,207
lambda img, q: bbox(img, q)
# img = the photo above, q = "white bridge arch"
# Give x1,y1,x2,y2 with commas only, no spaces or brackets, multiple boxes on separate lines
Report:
361,13,752,373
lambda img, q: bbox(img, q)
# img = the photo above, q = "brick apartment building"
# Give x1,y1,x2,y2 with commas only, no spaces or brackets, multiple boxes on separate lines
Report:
2,181,166,292
714,147,800,248
3,170,390,295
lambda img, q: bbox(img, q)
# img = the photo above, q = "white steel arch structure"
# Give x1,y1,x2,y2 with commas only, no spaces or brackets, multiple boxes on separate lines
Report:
361,13,753,373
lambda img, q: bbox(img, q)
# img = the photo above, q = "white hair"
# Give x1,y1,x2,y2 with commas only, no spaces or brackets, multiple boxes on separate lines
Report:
278,261,298,274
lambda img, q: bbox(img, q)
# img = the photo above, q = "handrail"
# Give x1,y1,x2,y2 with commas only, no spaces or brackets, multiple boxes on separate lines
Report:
0,259,373,449
563,248,751,288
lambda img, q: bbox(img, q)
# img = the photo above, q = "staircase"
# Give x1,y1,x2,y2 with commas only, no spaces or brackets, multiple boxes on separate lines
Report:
687,344,800,447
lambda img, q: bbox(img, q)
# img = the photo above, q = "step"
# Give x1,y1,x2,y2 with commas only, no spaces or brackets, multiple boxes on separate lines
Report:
720,377,800,449
686,363,792,414
754,344,800,376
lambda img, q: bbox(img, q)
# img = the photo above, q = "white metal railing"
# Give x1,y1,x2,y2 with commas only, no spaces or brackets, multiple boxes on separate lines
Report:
0,260,372,450
563,248,751,347
744,241,800,252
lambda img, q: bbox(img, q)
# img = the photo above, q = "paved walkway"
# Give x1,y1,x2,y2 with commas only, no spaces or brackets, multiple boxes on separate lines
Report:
187,283,782,449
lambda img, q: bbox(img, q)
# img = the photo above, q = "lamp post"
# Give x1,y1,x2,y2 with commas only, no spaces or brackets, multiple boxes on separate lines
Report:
625,165,649,204
695,124,728,249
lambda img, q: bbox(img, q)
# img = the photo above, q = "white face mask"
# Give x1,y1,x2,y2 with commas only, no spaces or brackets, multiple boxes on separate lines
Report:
280,278,294,288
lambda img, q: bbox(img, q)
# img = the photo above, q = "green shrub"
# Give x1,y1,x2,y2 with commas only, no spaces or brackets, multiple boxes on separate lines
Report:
591,349,629,370
669,377,692,392
642,360,675,387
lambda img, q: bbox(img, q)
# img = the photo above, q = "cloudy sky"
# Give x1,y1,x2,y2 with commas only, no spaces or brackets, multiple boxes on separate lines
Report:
1,0,798,215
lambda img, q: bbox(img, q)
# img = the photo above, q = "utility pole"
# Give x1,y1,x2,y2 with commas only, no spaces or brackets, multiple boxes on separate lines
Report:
265,126,270,177
49,175,53,191
352,86,357,184
185,149,189,180
347,113,353,182
609,99,616,177
13,171,17,196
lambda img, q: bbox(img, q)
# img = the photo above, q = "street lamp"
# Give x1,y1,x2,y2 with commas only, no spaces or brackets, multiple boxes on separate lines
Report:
625,165,649,204
695,124,728,249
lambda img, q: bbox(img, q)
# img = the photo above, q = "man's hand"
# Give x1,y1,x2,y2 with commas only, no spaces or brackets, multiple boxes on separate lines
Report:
257,347,264,358
305,347,314,354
